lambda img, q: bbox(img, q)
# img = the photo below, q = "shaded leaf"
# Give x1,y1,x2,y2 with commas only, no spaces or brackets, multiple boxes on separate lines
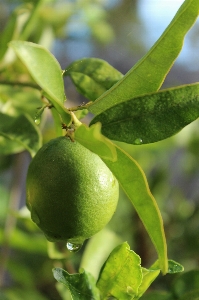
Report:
9,41,71,125
167,260,184,274
178,290,199,300
151,259,184,274
0,85,42,118
51,107,63,137
0,112,42,157
52,268,100,300
4,288,48,300
102,143,168,274
0,9,17,61
0,228,46,254
74,123,117,161
88,0,199,115
64,58,123,101
97,242,142,299
140,291,174,300
90,83,199,144
172,270,199,298
0,137,24,155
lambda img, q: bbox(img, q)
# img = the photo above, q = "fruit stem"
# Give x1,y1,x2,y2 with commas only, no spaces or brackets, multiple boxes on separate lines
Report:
62,112,82,141
68,101,92,112
70,111,82,128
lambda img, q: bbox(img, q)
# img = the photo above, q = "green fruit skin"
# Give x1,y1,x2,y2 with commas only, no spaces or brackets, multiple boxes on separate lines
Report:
26,136,119,244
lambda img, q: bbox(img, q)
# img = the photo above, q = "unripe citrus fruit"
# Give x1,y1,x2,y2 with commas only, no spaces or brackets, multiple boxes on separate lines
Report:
26,136,119,247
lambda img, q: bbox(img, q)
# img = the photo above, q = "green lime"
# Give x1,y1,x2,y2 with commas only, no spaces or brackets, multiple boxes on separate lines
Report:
26,136,119,246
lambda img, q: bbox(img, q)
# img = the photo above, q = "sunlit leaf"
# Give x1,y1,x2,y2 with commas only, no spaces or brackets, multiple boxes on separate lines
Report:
97,242,142,299
47,242,66,260
150,259,184,274
9,41,65,103
102,143,168,274
0,112,42,157
137,268,160,299
74,123,117,161
90,83,199,144
9,41,71,126
80,228,122,280
53,268,100,300
88,0,199,115
64,58,123,101
137,259,183,298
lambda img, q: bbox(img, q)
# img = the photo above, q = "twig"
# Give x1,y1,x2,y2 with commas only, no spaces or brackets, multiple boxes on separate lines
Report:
0,80,41,90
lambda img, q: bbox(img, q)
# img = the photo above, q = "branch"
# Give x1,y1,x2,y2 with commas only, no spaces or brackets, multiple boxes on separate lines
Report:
0,80,41,90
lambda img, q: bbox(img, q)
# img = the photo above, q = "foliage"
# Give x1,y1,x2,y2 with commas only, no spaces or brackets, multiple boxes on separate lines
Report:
0,0,199,299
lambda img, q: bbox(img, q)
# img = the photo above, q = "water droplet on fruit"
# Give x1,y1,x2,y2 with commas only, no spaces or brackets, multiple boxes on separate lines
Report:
66,242,82,253
134,138,143,145
34,117,41,125
31,209,40,225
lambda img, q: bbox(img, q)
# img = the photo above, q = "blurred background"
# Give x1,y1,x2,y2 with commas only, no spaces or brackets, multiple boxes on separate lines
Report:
0,0,199,299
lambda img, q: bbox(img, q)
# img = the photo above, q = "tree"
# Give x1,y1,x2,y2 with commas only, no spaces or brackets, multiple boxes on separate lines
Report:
0,0,199,299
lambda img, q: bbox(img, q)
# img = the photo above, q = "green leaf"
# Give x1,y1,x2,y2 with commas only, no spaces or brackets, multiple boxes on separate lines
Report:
4,288,48,300
74,123,117,161
74,109,89,121
9,41,65,103
90,83,199,144
136,268,160,299
9,41,71,126
0,227,46,254
151,259,184,274
97,242,142,299
88,0,199,115
80,228,122,280
178,290,199,300
0,9,17,61
137,259,183,298
0,112,42,157
52,268,100,300
172,270,199,298
18,0,44,41
47,242,66,260
51,107,63,137
167,260,184,274
140,291,174,300
0,85,42,118
64,58,123,101
102,143,168,274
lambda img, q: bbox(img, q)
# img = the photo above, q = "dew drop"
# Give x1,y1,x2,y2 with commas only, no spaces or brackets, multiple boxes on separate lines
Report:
31,209,40,225
134,138,143,145
66,242,82,253
34,117,41,125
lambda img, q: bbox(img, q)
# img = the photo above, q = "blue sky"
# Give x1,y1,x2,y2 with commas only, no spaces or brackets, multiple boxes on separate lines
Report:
138,0,199,70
